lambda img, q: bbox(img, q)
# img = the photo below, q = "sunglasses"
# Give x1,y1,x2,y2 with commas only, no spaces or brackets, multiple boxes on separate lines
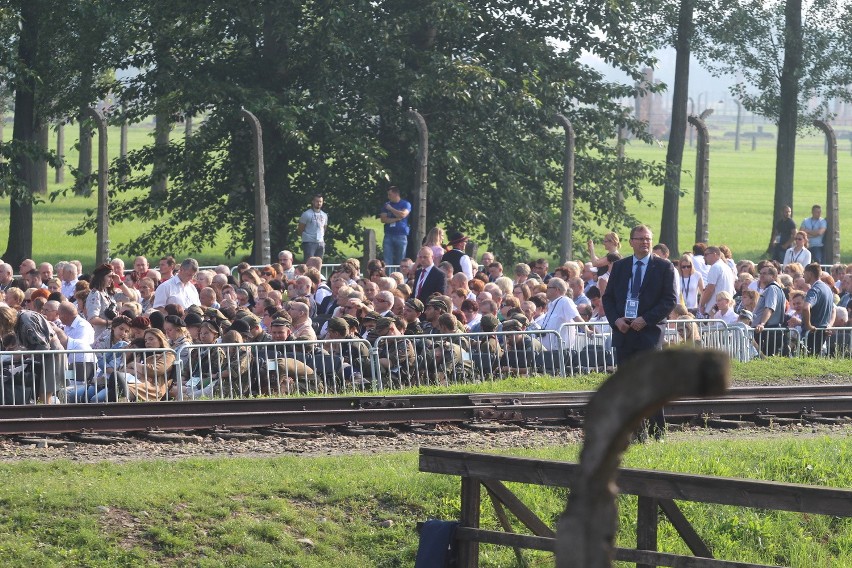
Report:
680,265,692,269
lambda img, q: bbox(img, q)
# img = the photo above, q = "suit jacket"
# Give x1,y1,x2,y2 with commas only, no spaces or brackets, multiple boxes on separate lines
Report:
602,255,676,351
413,266,446,302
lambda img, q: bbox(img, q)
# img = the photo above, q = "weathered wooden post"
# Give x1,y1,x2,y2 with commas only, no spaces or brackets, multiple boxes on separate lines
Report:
733,99,742,151
689,109,712,244
363,229,376,266
151,112,170,194
813,120,840,264
83,108,110,264
408,109,428,253
55,121,65,184
240,109,270,265
119,107,128,185
616,125,626,205
554,113,576,263
555,349,731,568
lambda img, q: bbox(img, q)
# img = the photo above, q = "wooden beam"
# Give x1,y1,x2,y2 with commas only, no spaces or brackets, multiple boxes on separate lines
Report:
486,487,529,567
482,479,555,538
458,477,480,568
659,498,713,558
637,496,658,568
420,448,852,517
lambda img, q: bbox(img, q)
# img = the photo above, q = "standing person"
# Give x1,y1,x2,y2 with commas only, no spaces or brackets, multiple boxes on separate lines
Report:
442,231,474,279
752,266,788,356
412,247,447,303
423,227,445,264
297,194,328,261
153,258,200,311
602,224,677,439
698,247,735,318
800,204,827,264
800,263,835,355
783,231,812,267
770,205,796,263
380,186,411,266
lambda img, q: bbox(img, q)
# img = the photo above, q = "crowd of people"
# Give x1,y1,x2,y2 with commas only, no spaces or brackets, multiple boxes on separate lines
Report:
0,205,849,405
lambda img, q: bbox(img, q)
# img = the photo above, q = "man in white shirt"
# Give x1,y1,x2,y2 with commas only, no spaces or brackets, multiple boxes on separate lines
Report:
53,301,96,382
699,246,735,317
153,258,200,311
277,250,296,281
537,277,583,350
60,263,79,300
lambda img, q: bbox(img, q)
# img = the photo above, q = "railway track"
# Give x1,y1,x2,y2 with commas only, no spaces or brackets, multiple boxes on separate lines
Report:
0,384,850,436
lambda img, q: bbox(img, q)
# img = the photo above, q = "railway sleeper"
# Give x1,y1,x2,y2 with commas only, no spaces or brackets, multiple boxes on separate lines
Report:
461,421,522,432
207,427,265,441
68,431,129,445
134,430,204,444
359,399,412,409
337,423,398,437
256,427,326,439
14,436,76,449
690,413,752,429
751,413,803,427
800,412,852,425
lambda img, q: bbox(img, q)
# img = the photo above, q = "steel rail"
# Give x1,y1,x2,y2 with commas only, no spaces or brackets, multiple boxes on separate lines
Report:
0,385,850,435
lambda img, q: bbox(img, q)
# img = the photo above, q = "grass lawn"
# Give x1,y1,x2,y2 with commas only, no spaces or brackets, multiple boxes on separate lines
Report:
0,436,850,566
1,117,850,269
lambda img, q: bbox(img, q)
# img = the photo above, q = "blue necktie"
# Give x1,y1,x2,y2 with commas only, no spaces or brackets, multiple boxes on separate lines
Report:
631,260,643,298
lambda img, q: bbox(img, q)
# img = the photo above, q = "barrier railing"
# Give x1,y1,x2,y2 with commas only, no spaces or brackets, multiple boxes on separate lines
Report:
3,321,852,405
0,347,177,405
372,329,568,388
173,338,374,400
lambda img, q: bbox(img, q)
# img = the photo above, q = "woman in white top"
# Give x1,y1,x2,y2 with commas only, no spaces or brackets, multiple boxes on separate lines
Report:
783,231,812,267
678,254,704,314
709,290,739,325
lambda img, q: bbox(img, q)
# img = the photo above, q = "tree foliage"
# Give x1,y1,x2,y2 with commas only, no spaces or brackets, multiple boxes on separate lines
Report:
53,1,666,263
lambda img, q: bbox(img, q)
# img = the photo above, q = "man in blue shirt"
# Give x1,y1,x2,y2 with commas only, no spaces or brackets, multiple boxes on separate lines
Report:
800,204,827,264
380,186,411,266
801,263,835,355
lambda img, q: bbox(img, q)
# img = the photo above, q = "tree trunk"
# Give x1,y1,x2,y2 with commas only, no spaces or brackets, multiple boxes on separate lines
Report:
769,0,802,253
659,0,694,257
34,123,48,194
4,1,40,266
77,107,93,195
151,111,171,194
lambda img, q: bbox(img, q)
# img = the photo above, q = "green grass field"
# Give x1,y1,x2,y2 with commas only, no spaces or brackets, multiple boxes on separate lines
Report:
2,117,850,270
0,436,850,566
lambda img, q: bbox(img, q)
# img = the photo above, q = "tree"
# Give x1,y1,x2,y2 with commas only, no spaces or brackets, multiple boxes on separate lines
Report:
698,0,852,254
73,0,665,262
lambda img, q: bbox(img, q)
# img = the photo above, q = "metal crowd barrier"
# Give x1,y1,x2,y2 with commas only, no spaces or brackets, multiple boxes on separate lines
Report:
372,329,569,388
0,347,176,405
172,338,375,400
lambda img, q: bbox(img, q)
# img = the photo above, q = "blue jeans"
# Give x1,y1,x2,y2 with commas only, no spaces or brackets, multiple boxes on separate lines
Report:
65,383,109,403
383,234,408,266
302,242,325,262
810,246,823,264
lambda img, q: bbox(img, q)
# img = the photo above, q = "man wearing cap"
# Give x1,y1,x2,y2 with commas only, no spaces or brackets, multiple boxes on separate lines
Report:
442,231,473,279
153,258,200,311
380,186,411,266
401,298,425,335
423,296,451,334
412,247,447,303
297,195,328,261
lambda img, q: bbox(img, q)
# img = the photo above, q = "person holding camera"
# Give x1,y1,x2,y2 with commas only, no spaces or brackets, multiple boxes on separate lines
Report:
86,264,120,337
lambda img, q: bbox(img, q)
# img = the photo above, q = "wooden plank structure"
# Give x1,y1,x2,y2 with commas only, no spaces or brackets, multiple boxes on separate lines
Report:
418,349,852,567
420,447,852,567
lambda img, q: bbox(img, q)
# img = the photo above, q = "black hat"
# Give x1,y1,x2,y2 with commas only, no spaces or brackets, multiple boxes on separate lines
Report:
427,296,451,313
447,231,468,246
342,314,361,330
229,319,251,335
185,313,204,327
270,317,291,328
501,318,522,332
404,298,425,313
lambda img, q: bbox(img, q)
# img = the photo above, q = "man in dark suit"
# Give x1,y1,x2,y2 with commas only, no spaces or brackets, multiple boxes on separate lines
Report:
602,224,677,439
412,247,447,303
